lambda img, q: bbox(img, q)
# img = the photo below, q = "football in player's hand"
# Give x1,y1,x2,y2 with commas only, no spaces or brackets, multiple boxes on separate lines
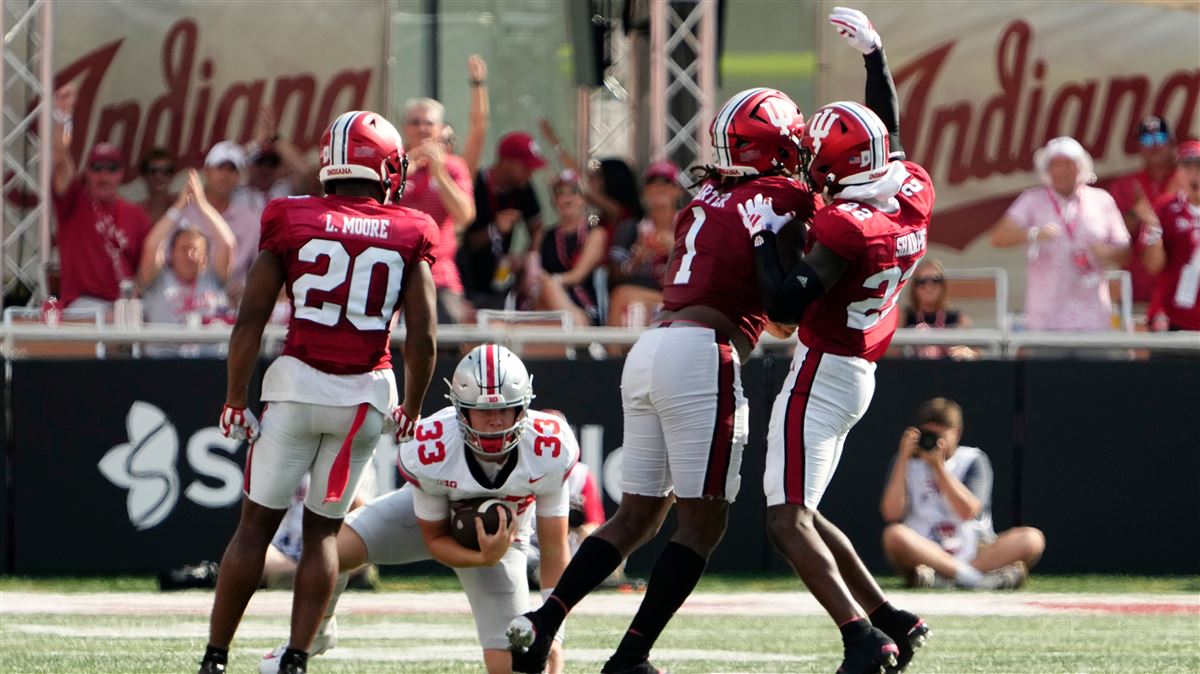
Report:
450,498,512,551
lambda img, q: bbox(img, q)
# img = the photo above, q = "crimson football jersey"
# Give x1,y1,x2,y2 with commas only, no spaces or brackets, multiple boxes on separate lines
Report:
662,175,820,346
797,161,935,361
1152,194,1200,330
259,194,439,374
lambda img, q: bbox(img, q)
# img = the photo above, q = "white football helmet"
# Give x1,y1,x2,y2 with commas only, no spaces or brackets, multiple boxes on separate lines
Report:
446,344,534,456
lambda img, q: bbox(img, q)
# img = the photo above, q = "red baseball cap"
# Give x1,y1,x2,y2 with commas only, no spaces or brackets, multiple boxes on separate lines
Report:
644,159,680,184
498,132,547,171
1177,140,1200,163
87,142,123,165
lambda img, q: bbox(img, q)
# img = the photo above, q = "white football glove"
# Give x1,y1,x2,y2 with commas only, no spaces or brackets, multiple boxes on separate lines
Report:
738,193,795,236
829,6,881,55
391,406,418,444
219,404,259,441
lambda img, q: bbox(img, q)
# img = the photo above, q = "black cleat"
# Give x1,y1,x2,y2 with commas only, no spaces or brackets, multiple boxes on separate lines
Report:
197,661,226,674
837,625,899,674
878,611,930,673
279,663,306,674
601,658,669,673
507,611,554,673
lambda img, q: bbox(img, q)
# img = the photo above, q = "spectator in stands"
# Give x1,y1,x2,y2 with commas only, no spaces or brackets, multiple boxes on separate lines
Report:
50,84,151,311
462,55,490,180
880,398,1045,590
902,258,978,360
989,136,1130,332
1109,115,1182,306
537,121,645,236
138,148,178,225
137,170,234,354
1142,140,1200,331
530,171,604,326
243,107,319,207
399,97,475,324
607,160,680,327
458,131,547,310
182,141,260,304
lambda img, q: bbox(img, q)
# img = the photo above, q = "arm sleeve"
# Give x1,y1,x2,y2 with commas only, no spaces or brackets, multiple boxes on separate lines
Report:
411,486,451,521
961,452,993,514
535,481,570,518
753,231,826,324
863,49,903,159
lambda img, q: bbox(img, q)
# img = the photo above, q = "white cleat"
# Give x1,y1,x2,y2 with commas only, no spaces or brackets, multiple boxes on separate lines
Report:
506,615,536,653
258,617,338,674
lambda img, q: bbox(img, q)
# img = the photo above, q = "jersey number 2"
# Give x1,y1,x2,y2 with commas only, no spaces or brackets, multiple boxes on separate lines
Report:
846,257,922,330
292,238,406,330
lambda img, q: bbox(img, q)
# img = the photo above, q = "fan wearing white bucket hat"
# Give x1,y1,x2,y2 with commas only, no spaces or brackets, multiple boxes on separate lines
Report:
989,136,1131,332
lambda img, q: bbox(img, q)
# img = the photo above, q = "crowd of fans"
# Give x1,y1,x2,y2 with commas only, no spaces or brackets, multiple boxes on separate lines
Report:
43,55,1198,359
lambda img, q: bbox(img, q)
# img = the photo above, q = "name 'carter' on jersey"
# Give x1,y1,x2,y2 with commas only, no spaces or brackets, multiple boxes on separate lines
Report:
259,194,439,375
397,407,580,541
662,175,820,347
799,161,936,361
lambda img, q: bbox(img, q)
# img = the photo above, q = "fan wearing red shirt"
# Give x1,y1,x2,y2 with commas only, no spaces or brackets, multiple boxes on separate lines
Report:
198,110,438,674
751,9,930,674
399,97,475,323
50,84,150,309
1143,140,1200,331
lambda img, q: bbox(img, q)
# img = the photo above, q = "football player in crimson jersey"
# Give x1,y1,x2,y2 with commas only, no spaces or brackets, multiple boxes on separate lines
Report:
508,87,817,673
260,345,577,674
198,110,438,674
748,8,931,674
1143,140,1200,331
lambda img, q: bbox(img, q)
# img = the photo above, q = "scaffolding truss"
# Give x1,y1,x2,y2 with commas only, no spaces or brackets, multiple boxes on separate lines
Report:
1,0,53,304
649,0,716,170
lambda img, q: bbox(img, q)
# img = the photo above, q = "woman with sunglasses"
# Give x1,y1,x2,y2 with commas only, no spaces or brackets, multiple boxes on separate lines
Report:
901,258,977,360
530,171,604,327
138,147,178,225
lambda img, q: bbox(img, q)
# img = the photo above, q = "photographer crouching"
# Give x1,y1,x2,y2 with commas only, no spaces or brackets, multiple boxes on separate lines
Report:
880,398,1045,589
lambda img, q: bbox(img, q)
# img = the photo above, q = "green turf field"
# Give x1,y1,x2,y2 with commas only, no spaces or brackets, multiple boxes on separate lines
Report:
2,576,1197,673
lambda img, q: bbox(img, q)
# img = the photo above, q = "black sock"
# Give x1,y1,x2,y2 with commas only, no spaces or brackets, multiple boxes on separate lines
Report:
608,542,707,667
202,645,228,664
539,536,624,629
279,648,308,668
839,617,872,644
868,601,900,629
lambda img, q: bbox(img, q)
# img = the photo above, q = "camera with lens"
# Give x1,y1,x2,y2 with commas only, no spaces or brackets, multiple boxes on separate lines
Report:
917,429,941,452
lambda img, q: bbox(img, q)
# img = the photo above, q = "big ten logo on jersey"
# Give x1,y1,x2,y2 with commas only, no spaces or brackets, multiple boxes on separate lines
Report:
415,420,447,466
324,213,391,240
895,229,928,258
292,237,406,330
98,401,243,530
531,416,563,457
694,183,732,209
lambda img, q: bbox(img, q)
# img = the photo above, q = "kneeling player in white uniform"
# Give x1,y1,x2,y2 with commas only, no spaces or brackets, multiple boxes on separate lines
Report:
261,345,577,674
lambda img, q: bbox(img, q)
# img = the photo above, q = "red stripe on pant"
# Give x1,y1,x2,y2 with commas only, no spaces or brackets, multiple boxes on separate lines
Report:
702,342,736,499
783,349,822,505
324,403,370,504
242,403,268,493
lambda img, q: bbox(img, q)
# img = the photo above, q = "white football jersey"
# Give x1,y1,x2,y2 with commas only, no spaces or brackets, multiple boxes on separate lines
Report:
398,407,579,541
902,445,995,559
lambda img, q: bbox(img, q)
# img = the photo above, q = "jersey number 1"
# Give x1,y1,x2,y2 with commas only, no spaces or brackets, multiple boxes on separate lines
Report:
292,238,406,330
672,206,706,285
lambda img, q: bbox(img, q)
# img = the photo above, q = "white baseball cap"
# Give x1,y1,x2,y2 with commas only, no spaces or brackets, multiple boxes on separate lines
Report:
204,140,246,171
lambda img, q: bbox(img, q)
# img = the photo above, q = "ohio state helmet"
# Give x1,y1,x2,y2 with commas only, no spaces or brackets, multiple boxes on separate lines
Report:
445,344,534,456
800,101,891,192
708,88,805,177
319,110,408,203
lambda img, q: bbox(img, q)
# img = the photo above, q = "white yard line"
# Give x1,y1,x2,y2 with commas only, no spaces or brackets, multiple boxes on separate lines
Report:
1,590,1196,618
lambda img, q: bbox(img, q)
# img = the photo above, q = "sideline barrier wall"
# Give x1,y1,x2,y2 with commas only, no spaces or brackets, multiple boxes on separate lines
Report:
3,356,1197,574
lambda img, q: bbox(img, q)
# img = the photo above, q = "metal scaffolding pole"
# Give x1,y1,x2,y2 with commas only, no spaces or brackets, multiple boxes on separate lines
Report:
648,0,716,170
1,0,53,305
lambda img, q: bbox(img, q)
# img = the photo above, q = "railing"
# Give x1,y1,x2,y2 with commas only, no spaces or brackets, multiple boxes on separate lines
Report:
2,322,1197,358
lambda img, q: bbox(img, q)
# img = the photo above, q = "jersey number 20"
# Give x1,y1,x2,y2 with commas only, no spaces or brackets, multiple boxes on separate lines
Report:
292,239,406,330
